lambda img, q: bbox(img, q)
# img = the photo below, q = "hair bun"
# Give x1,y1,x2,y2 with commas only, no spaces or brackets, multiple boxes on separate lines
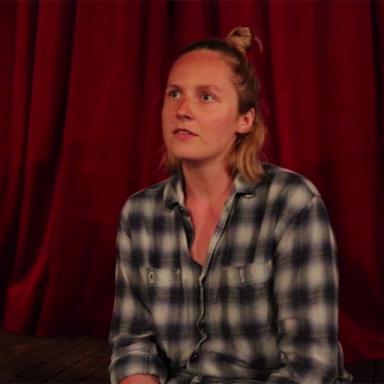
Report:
225,26,262,55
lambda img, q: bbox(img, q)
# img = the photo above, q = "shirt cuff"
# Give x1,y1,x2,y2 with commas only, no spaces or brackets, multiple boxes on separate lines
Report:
110,352,167,384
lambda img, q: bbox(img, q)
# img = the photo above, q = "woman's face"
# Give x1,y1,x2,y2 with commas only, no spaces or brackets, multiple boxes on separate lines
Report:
162,50,252,169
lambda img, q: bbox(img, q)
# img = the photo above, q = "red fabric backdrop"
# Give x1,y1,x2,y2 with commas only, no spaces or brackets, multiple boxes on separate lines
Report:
0,0,383,364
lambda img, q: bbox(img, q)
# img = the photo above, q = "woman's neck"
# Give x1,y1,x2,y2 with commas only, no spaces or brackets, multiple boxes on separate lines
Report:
182,161,234,204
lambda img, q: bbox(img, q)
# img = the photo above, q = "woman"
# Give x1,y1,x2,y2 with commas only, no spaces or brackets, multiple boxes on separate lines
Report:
109,27,351,384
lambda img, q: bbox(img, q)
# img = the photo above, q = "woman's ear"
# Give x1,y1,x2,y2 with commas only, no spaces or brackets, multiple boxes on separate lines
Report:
237,108,255,133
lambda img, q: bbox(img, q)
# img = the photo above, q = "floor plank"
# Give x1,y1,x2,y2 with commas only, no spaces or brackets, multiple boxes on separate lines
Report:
0,329,110,383
373,360,384,383
4,328,383,383
50,355,109,383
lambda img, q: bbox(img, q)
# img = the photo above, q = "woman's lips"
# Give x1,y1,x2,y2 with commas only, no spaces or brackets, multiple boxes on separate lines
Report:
173,128,198,140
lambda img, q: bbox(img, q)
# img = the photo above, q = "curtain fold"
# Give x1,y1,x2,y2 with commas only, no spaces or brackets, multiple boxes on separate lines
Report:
0,0,382,363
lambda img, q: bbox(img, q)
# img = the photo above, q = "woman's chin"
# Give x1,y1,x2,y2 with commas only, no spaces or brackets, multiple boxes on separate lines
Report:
167,149,202,163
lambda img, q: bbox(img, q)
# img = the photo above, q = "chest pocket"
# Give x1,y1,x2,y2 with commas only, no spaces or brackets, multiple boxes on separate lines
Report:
224,260,273,286
141,267,183,304
218,260,274,331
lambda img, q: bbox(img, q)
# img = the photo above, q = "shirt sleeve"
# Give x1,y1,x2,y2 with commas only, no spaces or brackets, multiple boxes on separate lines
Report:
109,213,168,384
267,195,346,384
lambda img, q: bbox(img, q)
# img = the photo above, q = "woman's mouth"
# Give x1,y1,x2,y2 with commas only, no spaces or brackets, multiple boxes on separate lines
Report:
173,128,198,140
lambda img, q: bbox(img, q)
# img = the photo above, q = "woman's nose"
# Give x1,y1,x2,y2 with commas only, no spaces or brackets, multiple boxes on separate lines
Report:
176,99,192,120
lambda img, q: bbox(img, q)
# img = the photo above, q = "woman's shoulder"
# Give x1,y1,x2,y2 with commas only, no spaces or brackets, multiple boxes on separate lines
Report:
258,163,326,219
120,176,174,217
129,178,172,200
262,162,321,198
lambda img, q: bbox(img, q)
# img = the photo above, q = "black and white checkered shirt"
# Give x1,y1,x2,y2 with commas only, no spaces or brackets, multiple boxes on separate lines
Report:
109,163,351,383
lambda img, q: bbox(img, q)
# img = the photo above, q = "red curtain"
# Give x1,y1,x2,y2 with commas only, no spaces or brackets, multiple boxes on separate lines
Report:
0,0,383,364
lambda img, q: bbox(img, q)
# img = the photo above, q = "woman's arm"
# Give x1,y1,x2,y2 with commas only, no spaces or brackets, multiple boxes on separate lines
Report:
109,211,167,384
120,374,160,384
267,196,342,383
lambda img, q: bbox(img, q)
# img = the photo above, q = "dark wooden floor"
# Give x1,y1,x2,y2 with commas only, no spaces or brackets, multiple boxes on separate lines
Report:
0,329,110,383
1,328,384,383
347,360,384,384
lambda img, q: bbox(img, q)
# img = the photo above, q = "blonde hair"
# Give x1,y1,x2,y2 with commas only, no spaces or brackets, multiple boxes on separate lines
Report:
163,27,266,183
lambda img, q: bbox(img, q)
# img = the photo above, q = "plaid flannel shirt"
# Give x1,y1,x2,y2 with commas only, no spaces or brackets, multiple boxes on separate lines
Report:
109,163,351,384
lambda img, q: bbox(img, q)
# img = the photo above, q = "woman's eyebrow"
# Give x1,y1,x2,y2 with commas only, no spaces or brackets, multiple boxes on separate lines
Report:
166,83,222,92
197,84,222,92
165,83,181,89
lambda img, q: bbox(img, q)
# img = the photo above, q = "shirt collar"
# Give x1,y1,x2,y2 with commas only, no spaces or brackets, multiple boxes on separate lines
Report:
233,173,261,196
163,171,185,211
163,167,268,210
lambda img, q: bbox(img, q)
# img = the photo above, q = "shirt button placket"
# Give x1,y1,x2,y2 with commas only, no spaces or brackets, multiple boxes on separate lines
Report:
199,319,207,335
190,352,198,363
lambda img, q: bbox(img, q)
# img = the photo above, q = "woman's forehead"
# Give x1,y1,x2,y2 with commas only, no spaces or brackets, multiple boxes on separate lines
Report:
168,50,233,85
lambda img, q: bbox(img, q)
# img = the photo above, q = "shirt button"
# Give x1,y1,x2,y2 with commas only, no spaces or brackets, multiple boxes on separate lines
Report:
190,353,198,363
199,321,207,333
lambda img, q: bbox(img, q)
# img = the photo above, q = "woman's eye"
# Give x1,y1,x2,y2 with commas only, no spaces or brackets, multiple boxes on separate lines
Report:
167,89,180,99
201,93,214,102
